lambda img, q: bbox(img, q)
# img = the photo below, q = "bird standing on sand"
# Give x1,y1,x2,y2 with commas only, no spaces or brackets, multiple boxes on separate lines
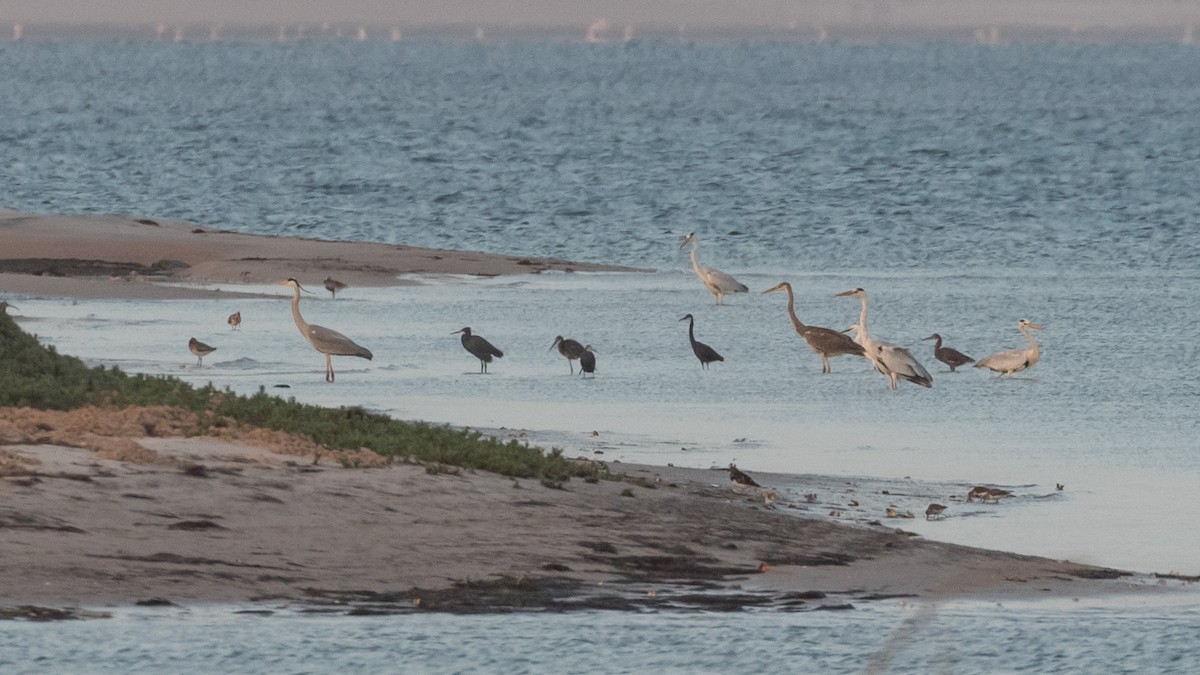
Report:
549,335,586,374
728,463,761,488
679,314,724,369
836,287,932,390
324,276,347,299
679,232,748,305
279,278,373,382
455,327,504,373
762,281,865,373
228,311,241,331
925,503,948,520
579,345,597,378
975,319,1044,377
188,337,216,367
922,333,973,372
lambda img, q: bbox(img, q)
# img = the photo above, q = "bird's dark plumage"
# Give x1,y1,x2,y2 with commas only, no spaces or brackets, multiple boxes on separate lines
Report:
456,327,503,373
680,314,723,369
924,334,975,372
579,345,596,377
728,463,761,488
188,337,216,366
550,335,586,374
762,282,864,373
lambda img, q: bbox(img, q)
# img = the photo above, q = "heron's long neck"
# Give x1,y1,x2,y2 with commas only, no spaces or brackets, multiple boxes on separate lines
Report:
783,285,806,332
933,335,943,350
688,241,703,277
290,287,308,334
857,295,869,336
687,317,696,343
1021,326,1040,358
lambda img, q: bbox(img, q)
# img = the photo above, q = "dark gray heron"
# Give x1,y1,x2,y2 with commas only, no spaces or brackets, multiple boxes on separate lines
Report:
679,232,748,305
188,337,216,367
974,319,1044,377
549,335,586,374
455,327,503,373
835,288,932,390
579,345,597,378
279,278,373,382
323,276,347,299
762,281,865,373
922,333,974,372
925,503,948,520
228,311,241,331
679,313,724,369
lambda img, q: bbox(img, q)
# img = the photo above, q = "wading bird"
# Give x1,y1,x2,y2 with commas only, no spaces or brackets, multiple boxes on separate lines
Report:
227,311,241,331
323,276,347,299
579,345,597,378
188,337,216,367
679,232,748,305
0,301,18,315
680,313,724,369
455,327,503,373
925,503,948,520
835,288,932,389
923,333,974,372
549,335,586,374
974,319,1044,377
762,282,865,373
279,278,373,382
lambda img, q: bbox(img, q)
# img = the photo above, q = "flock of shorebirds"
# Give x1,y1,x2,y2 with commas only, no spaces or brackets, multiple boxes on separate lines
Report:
188,233,1045,387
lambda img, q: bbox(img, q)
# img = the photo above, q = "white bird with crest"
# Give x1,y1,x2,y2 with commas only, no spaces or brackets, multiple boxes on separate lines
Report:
836,287,932,390
975,319,1044,377
679,232,748,305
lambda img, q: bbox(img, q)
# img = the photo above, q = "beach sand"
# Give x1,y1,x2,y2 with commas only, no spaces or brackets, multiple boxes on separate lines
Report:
0,211,1189,615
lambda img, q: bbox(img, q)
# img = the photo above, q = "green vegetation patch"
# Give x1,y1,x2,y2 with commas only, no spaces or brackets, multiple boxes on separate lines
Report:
0,311,607,482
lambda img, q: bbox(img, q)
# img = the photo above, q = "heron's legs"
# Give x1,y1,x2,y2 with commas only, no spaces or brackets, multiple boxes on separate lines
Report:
325,354,335,382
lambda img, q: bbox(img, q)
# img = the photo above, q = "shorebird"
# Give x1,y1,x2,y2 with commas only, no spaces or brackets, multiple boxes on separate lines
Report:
836,288,932,390
579,345,597,378
925,503,948,520
0,301,17,315
1056,483,1065,491
323,276,347,299
679,232,748,305
227,311,241,331
279,278,373,382
728,463,761,488
188,337,216,367
967,486,1012,503
761,282,865,373
922,333,974,372
549,335,586,374
975,319,1044,377
680,314,724,369
454,327,503,373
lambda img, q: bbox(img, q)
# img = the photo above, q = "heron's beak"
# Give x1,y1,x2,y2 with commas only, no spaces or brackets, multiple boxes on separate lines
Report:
548,338,560,352
678,316,689,322
760,284,783,295
922,335,936,341
1028,322,1045,331
834,289,855,297
451,329,463,335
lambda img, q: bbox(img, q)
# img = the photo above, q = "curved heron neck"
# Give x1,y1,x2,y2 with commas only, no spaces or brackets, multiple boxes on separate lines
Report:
687,240,704,277
687,316,696,343
856,294,870,335
1020,325,1040,357
933,335,943,350
289,286,309,334
781,284,806,332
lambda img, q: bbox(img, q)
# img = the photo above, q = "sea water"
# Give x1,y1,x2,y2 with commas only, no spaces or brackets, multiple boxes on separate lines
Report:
3,36,1200,666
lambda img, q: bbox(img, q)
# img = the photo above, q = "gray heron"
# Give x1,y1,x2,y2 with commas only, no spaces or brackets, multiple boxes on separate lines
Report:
279,278,373,382
974,319,1044,377
323,276,347,299
679,313,724,369
455,327,503,373
679,232,748,305
549,335,586,374
835,287,932,389
762,281,865,373
922,333,974,372
579,345,597,378
188,337,216,367
227,311,241,331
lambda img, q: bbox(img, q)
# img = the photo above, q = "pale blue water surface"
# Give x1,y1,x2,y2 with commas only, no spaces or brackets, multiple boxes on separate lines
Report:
3,35,1200,670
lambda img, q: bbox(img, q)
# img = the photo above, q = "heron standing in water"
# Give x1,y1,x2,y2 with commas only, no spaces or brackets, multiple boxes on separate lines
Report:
279,278,373,382
679,232,748,305
188,337,216,367
922,333,974,372
679,313,724,369
835,287,932,390
975,319,1044,377
455,327,504,373
762,281,865,373
549,335,586,374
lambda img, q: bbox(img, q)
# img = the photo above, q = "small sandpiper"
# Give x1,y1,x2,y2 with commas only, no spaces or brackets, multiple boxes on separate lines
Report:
925,503,948,520
188,337,216,367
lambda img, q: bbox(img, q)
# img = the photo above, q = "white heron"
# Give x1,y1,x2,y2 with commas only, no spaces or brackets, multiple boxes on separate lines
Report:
835,287,932,389
679,232,748,305
279,278,373,382
974,319,1044,377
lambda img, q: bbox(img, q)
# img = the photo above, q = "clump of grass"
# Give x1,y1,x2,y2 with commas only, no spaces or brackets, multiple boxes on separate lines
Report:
0,313,614,482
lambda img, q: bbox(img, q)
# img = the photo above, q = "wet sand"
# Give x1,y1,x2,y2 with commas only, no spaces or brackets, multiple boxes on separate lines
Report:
0,211,1192,615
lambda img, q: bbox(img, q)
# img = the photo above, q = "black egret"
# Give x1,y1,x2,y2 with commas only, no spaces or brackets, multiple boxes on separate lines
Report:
974,319,1044,377
228,311,241,331
762,281,865,373
455,327,503,373
188,337,216,367
549,335,586,374
279,278,373,382
679,313,724,369
835,288,932,390
728,463,761,488
922,333,974,372
679,232,748,305
324,276,347,299
579,345,597,378
925,503,948,520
